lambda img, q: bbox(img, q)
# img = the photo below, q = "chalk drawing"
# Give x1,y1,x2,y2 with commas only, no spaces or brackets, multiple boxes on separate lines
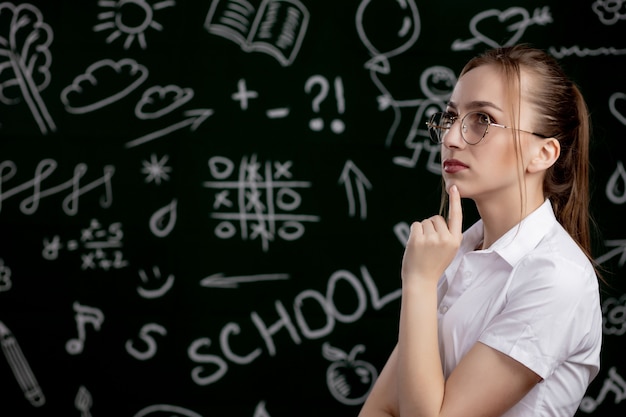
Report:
200,272,290,288
126,323,168,360
66,301,105,355
323,342,377,405
137,266,175,298
125,108,214,148
0,2,56,134
203,155,319,251
135,85,194,119
548,46,626,59
606,161,626,204
149,198,177,237
133,404,203,417
580,367,626,413
304,75,345,134
204,0,309,67
601,294,626,336
94,0,176,49
75,385,93,417
338,160,372,220
0,320,45,407
609,92,626,125
451,6,552,51
61,58,149,114
592,0,626,25
141,153,172,185
0,258,11,292
596,240,626,267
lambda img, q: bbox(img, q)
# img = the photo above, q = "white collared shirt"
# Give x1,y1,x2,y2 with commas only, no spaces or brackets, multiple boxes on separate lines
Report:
437,199,602,417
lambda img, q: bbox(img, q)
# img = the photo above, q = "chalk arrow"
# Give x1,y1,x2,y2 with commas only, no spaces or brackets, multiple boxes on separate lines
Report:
595,240,626,268
125,108,214,148
200,273,290,289
339,160,372,220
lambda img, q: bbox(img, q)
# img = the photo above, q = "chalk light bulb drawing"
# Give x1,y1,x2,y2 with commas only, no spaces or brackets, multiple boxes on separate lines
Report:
93,0,176,49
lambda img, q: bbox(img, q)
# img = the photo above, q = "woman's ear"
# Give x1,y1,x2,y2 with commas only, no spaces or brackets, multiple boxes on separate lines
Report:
527,138,560,173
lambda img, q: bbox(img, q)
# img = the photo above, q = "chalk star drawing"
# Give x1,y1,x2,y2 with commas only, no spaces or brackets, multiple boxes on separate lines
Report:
141,154,172,185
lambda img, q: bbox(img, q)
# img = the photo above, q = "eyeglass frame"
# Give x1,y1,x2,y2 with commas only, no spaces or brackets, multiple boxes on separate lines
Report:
425,111,550,145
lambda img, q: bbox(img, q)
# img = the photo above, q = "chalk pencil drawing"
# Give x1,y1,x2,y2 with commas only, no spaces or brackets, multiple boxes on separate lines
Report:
203,155,319,252
0,2,56,134
66,301,105,355
0,320,45,407
0,258,11,292
451,6,552,51
592,0,626,25
204,0,309,67
323,342,378,406
61,58,149,114
94,0,176,49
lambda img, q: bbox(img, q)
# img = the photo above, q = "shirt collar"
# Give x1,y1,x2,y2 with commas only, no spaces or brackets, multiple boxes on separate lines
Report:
462,199,557,267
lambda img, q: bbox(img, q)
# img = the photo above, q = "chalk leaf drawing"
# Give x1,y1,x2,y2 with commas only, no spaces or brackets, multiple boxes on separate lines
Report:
609,92,626,125
204,0,309,67
94,0,176,49
452,6,552,51
61,58,149,114
0,2,56,134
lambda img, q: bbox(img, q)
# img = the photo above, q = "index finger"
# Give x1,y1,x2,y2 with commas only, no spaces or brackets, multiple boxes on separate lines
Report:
447,185,463,236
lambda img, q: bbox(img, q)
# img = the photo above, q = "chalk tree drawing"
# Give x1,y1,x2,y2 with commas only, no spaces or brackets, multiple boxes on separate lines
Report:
61,58,149,114
94,0,176,49
592,0,626,25
0,2,56,134
0,320,45,407
451,6,552,51
203,155,320,251
323,342,377,406
204,0,309,67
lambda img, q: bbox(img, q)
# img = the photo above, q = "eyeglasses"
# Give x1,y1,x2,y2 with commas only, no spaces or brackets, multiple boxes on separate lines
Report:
425,111,549,145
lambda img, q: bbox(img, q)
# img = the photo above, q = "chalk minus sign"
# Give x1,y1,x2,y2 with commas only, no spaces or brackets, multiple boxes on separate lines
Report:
266,108,290,119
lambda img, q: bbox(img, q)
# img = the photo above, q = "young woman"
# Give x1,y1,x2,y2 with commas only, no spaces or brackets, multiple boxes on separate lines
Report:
359,45,603,417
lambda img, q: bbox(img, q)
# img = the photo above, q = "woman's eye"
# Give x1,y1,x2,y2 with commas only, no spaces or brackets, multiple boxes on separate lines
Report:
477,113,491,125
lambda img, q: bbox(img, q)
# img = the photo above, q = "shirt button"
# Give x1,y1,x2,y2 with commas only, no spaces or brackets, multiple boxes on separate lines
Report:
439,305,449,314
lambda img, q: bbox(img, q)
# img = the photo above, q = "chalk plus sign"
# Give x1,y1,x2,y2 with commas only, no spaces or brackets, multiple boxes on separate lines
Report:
231,79,258,110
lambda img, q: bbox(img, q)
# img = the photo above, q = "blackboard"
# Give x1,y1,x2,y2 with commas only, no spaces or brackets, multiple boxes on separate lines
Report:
1,0,625,416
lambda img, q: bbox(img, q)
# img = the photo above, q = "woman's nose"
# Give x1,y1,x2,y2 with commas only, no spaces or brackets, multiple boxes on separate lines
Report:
443,122,466,148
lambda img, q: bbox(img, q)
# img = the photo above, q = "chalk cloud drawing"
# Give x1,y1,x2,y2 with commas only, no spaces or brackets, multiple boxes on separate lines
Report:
580,367,626,413
609,92,626,125
203,155,320,252
0,320,45,407
323,342,377,405
0,258,11,292
75,385,93,417
451,6,552,51
94,0,176,49
135,85,194,119
204,0,309,67
0,2,56,135
61,58,149,114
592,0,626,25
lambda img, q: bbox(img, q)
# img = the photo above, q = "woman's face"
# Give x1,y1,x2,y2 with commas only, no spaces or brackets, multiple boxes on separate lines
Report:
440,64,539,204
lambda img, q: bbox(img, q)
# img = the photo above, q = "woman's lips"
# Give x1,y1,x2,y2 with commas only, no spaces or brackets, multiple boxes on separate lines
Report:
443,159,469,173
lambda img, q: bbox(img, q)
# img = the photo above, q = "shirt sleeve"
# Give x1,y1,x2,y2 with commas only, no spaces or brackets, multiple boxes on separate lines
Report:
478,253,601,380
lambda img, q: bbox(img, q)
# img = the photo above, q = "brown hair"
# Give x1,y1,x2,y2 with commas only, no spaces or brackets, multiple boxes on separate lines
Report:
450,44,595,262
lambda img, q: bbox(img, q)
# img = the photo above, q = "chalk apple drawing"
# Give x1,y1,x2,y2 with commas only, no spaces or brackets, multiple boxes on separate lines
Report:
323,342,378,405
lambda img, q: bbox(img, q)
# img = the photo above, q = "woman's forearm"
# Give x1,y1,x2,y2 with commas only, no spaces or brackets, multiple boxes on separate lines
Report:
397,281,445,417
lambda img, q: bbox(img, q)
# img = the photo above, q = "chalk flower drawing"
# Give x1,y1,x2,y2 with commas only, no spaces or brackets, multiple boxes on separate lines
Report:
93,0,176,49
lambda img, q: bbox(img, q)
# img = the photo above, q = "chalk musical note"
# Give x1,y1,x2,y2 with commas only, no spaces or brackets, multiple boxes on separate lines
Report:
0,320,45,407
66,302,105,355
339,160,372,220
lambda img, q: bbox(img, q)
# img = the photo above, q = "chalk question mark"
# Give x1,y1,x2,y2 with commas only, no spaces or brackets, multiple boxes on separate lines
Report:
305,75,345,134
